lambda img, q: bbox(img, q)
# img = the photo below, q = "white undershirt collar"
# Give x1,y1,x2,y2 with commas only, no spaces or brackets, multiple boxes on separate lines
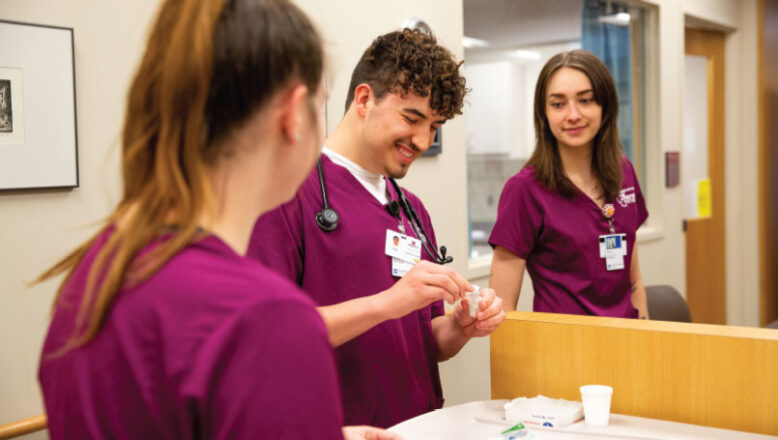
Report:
322,147,388,204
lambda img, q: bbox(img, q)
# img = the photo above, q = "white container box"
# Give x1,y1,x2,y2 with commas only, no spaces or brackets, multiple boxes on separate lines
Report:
504,395,583,428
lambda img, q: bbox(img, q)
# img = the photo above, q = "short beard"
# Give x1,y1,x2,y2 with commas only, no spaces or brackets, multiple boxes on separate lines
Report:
385,163,410,179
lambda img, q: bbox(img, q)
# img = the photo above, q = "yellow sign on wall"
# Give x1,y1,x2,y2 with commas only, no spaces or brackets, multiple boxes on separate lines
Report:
697,178,712,218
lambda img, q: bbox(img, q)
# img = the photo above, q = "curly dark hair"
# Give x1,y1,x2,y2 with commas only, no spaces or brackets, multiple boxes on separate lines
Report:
344,28,467,119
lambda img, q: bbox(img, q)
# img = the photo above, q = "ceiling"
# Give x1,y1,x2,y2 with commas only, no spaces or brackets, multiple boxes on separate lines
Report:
463,0,584,50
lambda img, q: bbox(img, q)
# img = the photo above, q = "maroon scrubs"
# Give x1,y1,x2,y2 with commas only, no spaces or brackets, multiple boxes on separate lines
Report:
248,154,445,428
489,158,648,318
39,230,343,439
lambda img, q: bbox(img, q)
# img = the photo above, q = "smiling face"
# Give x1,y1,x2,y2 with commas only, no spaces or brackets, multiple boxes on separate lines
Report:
361,90,446,178
544,67,603,153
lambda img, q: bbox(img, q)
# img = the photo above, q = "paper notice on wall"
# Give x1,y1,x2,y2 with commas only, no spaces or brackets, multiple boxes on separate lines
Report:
697,178,712,218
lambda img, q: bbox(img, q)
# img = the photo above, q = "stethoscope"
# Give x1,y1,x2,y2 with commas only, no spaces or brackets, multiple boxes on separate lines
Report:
315,157,453,265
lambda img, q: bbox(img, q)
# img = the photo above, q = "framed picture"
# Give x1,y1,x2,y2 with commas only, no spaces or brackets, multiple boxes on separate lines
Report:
421,126,442,156
0,19,78,190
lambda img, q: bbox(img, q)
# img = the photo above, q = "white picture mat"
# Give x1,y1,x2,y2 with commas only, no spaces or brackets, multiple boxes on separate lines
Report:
0,21,77,189
0,66,25,145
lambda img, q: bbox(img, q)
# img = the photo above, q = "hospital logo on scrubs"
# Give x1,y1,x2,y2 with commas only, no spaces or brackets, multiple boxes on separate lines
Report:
617,186,637,207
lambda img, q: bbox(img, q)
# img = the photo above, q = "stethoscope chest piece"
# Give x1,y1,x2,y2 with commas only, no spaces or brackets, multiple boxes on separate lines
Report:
314,156,452,264
316,158,340,233
316,207,339,232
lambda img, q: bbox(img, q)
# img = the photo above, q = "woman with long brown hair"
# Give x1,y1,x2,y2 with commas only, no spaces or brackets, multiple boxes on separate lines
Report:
489,50,649,319
36,0,397,438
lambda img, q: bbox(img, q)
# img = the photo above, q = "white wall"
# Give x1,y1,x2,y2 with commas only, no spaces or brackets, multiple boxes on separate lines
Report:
638,0,760,327
721,0,760,327
0,0,761,431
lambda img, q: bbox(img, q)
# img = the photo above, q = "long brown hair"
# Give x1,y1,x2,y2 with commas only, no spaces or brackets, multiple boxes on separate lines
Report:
525,49,623,201
37,0,323,353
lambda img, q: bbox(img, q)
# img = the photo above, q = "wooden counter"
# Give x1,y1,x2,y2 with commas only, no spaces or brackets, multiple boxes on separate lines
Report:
490,312,778,436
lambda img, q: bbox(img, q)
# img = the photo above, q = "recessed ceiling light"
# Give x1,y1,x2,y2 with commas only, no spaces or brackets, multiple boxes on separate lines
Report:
598,12,631,26
512,50,541,60
463,36,489,48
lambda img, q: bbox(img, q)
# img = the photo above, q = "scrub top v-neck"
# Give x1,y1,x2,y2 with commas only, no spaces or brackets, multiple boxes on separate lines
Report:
489,158,648,317
40,229,343,439
248,154,445,428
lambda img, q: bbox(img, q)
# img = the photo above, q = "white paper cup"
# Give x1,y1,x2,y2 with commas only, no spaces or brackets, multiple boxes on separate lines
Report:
580,385,613,427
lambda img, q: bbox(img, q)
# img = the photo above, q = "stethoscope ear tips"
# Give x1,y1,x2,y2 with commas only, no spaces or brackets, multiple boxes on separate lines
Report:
316,208,339,232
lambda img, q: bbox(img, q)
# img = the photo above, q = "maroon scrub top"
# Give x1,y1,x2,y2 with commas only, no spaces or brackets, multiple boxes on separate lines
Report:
489,158,648,318
248,154,445,428
39,230,343,439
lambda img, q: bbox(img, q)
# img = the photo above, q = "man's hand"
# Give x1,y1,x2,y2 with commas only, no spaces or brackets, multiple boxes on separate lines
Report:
452,287,505,338
378,260,471,320
343,425,403,440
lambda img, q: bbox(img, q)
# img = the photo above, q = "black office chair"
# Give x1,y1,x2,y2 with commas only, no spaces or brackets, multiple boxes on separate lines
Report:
645,285,692,323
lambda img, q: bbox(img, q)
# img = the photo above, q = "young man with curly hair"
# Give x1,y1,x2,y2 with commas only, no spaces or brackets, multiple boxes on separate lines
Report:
247,29,505,428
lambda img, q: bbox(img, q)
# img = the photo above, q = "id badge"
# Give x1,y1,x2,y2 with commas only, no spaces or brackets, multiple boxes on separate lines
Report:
385,229,422,263
599,233,627,271
391,257,414,277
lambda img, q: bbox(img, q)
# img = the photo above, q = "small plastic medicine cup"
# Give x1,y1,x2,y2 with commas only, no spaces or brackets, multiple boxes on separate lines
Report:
465,286,481,318
579,384,613,427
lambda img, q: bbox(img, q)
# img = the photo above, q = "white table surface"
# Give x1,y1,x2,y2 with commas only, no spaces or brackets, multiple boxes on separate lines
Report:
388,400,777,440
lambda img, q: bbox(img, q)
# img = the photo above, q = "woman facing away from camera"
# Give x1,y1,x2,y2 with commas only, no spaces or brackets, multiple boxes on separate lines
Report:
489,49,649,319
36,0,397,438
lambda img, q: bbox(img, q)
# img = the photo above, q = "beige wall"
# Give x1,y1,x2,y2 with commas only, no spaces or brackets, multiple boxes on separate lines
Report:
0,0,760,431
0,1,158,434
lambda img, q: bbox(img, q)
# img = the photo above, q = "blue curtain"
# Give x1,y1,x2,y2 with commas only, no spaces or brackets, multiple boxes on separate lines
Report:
581,0,634,162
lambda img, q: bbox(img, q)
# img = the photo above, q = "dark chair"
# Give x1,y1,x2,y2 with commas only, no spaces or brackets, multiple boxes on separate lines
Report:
645,285,692,323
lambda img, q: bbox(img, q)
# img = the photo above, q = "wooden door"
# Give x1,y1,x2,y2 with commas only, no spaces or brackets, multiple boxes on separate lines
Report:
684,28,726,324
759,0,778,327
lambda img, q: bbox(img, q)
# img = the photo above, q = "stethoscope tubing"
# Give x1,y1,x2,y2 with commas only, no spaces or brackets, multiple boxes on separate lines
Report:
315,157,452,264
387,177,445,263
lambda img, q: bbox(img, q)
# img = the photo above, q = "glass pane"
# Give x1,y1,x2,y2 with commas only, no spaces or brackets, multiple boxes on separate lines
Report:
463,0,648,259
581,0,647,188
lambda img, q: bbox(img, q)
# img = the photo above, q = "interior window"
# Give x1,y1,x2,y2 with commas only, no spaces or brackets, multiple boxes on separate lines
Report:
464,0,648,259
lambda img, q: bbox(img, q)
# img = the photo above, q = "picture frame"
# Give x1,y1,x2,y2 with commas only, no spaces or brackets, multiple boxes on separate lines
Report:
421,126,442,156
0,19,78,190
